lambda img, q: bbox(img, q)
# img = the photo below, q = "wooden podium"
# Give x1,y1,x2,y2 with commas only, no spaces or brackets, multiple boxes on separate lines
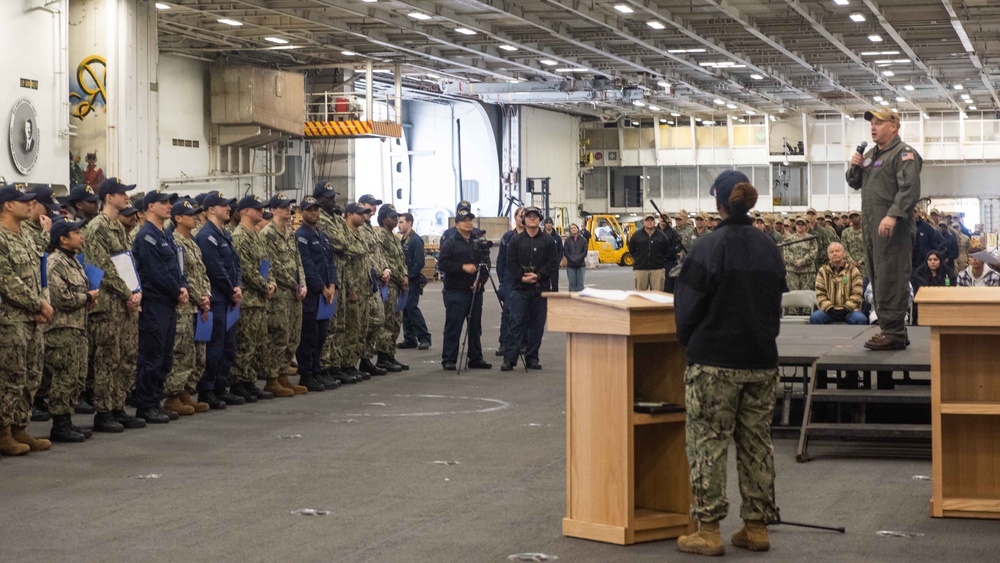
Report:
547,293,694,544
914,287,1000,519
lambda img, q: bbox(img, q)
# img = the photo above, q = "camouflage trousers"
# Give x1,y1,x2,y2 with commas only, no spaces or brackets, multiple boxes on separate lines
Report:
0,322,43,427
165,312,206,394
123,310,139,393
232,306,268,384
267,296,302,378
340,289,372,366
377,286,403,355
88,303,132,413
685,363,780,524
45,328,88,416
321,294,346,368
362,291,386,358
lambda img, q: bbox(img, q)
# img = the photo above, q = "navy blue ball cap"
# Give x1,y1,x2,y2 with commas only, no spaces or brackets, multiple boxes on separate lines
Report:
237,194,267,211
709,170,751,203
456,209,476,222
67,184,99,203
97,177,132,200
377,203,398,221
142,191,175,210
202,191,236,209
313,182,338,199
344,202,367,215
120,203,140,217
29,185,56,205
300,197,321,210
358,194,382,206
171,199,201,218
49,217,84,242
267,194,296,208
0,183,37,204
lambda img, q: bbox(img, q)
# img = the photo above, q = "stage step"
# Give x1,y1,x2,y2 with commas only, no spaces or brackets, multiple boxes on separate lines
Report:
804,423,931,439
809,388,930,404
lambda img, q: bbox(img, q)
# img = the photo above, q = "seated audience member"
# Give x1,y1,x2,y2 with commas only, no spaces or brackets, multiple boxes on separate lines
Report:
810,243,866,325
957,254,1000,287
912,250,955,291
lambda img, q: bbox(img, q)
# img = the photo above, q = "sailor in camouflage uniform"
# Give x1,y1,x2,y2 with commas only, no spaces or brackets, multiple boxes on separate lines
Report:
357,194,391,377
45,218,98,443
0,184,53,456
374,204,409,373
230,195,276,402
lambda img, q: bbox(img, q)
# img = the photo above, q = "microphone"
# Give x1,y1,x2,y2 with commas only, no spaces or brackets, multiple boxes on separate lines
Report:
851,141,868,172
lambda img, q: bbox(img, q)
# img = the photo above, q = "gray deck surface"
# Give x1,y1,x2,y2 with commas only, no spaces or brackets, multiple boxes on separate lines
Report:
3,268,995,562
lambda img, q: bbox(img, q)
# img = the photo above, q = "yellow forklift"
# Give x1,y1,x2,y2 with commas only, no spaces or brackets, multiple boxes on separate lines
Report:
583,214,634,266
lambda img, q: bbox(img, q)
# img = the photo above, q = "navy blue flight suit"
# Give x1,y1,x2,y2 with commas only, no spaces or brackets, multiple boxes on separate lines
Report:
438,232,487,366
401,231,430,346
195,220,242,392
296,224,338,381
495,229,518,354
132,222,188,409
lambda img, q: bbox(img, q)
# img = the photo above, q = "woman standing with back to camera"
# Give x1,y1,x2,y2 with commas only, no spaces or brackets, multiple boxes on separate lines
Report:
673,171,787,556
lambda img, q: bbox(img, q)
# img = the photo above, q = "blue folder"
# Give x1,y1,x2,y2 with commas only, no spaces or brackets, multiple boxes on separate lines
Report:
84,264,104,291
76,253,84,266
194,312,213,342
395,289,409,312
259,259,270,280
226,304,240,331
380,284,388,302
316,294,336,320
40,253,47,288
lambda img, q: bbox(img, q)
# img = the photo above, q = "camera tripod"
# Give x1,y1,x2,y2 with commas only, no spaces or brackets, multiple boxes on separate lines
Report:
457,261,527,375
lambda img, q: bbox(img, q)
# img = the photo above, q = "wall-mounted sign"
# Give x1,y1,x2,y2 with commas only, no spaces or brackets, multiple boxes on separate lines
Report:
607,151,619,161
9,98,40,175
20,79,39,90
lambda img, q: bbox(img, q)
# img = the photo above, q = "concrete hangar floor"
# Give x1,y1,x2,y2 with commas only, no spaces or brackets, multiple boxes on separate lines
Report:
3,267,997,562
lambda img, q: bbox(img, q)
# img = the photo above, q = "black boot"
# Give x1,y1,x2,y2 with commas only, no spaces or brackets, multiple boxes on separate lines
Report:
230,382,257,403
318,371,342,390
244,381,274,400
70,421,93,439
75,395,96,415
31,406,51,422
50,414,86,443
215,388,247,405
198,390,227,410
93,411,124,433
338,367,363,383
135,407,169,424
360,358,387,376
390,355,408,371
298,375,326,393
377,353,403,373
113,409,147,429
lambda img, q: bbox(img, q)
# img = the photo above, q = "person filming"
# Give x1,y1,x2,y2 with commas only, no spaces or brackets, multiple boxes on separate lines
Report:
501,206,556,372
437,209,492,371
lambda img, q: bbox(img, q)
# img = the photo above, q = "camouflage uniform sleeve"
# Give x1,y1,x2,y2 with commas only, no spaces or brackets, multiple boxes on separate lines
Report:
185,240,212,301
380,230,406,288
323,215,364,258
49,255,89,312
0,231,43,314
84,218,130,300
233,229,269,297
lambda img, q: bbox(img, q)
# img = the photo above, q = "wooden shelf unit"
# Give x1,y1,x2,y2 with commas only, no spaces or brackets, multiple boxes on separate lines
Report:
914,287,1000,519
547,293,695,545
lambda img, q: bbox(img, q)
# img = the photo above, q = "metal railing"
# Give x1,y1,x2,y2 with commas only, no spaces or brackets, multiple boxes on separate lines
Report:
305,92,398,123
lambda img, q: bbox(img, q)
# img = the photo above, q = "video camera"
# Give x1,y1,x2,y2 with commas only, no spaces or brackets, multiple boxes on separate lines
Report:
472,237,493,262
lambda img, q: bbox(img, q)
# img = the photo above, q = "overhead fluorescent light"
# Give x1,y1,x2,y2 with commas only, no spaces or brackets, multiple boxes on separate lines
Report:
891,108,899,113
670,112,681,117
834,0,850,5
361,0,378,3
265,37,289,44
508,79,522,84
922,113,930,119
750,73,764,80
667,121,675,125
631,120,640,126
953,84,964,90
770,115,777,121
408,12,432,20
499,45,518,51
713,99,725,105
880,100,890,106
881,50,900,55
427,73,441,79
726,103,737,109
647,21,666,30
539,59,557,66
747,110,755,115
961,93,971,99
849,13,865,22
341,51,356,56
668,49,687,54
695,117,703,122
660,119,668,124
656,80,669,88
969,106,977,110
903,84,915,91
633,100,645,107
868,34,883,42
860,51,880,56
967,100,975,105
613,4,634,13
738,118,746,123
555,68,587,72
882,70,894,76
454,28,476,35
155,2,171,9
217,18,243,26
648,105,660,111
873,96,883,101
704,121,716,126
896,96,905,102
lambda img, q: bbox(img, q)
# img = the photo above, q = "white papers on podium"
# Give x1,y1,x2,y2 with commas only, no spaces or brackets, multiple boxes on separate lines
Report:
110,252,142,293
578,287,674,304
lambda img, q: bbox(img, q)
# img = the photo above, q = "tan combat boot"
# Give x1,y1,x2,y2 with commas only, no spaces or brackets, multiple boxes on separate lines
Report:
278,374,307,395
0,425,30,456
677,520,724,556
11,425,51,452
162,394,195,416
283,363,298,375
731,520,770,551
179,390,210,413
265,378,294,398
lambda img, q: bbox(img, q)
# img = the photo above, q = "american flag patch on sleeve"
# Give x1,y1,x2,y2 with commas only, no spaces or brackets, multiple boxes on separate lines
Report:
901,151,914,161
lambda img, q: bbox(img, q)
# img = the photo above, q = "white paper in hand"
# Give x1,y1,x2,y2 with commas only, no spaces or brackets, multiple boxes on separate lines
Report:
110,252,141,293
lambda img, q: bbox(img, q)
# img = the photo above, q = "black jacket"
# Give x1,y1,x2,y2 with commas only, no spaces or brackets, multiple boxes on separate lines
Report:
674,215,787,370
629,228,672,271
911,263,955,291
912,218,943,270
563,234,589,268
195,221,242,306
296,224,338,312
506,229,557,291
439,231,487,292
402,231,428,286
938,229,959,264
132,222,187,304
